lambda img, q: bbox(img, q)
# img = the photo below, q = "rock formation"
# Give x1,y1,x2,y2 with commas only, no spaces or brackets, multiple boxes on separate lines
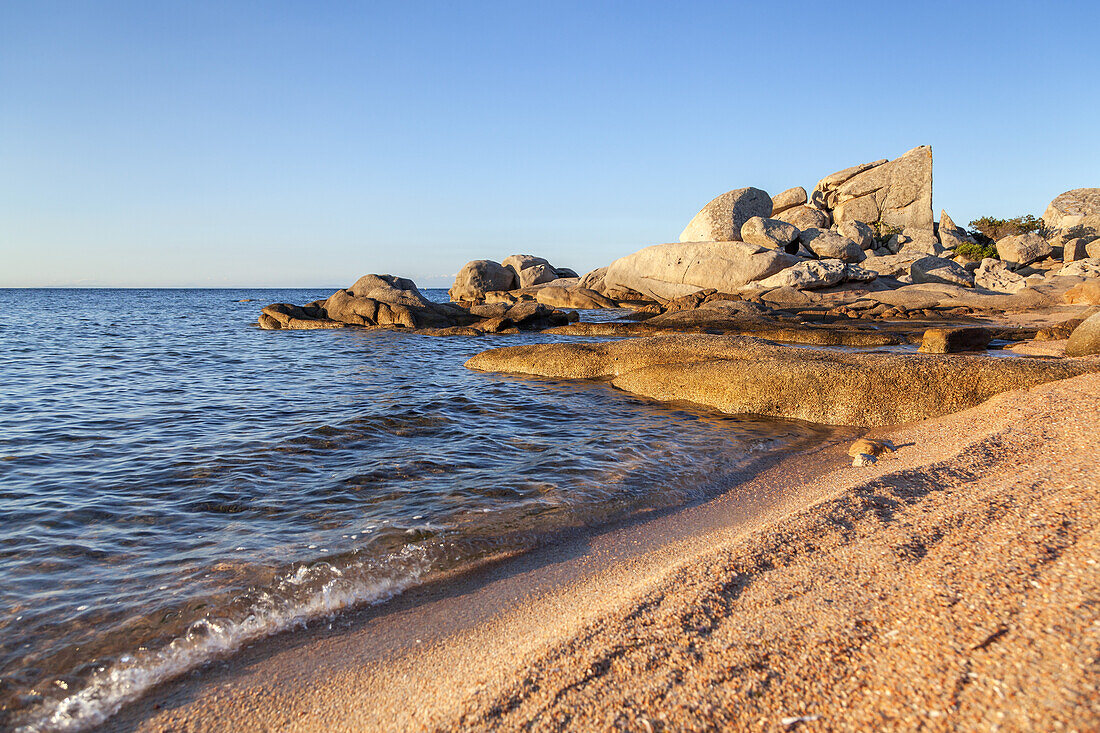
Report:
770,187,807,216
259,274,573,332
1043,188,1100,233
465,334,1099,427
1067,312,1100,357
601,241,799,302
679,187,773,243
811,146,934,232
739,217,800,253
449,260,518,302
996,233,1052,268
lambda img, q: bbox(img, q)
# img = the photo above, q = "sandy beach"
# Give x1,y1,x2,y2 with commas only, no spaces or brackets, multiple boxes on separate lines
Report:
111,372,1100,732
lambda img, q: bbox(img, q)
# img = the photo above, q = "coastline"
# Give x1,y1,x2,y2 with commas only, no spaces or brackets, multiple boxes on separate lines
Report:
110,372,1100,731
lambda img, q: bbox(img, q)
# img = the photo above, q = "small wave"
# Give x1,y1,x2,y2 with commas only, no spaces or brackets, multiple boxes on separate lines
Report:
14,545,433,732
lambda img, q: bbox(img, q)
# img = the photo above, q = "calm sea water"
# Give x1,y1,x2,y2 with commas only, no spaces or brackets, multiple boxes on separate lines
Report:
0,288,828,731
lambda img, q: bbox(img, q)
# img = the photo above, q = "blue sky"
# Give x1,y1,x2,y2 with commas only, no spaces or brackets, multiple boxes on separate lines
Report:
1,0,1097,287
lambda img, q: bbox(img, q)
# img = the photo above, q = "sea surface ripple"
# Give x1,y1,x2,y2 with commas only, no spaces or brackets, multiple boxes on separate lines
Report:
0,288,828,731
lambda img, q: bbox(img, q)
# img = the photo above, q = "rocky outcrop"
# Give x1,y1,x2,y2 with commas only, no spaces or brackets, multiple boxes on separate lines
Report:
1064,281,1100,305
1043,188,1100,232
812,146,934,232
465,334,1099,427
449,260,518,301
799,229,865,263
533,286,618,309
260,274,574,332
910,256,974,288
517,263,558,288
918,327,992,354
974,258,1026,293
740,217,800,253
838,220,876,251
1059,258,1100,279
774,205,830,231
1063,238,1092,263
322,275,468,328
679,187,773,242
1066,312,1100,357
601,241,799,302
756,260,875,290
770,187,807,215
937,210,975,250
860,253,924,278
996,233,1052,268
259,303,347,330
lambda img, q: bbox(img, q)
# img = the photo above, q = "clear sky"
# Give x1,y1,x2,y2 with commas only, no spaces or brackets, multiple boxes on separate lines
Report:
1,1,1097,287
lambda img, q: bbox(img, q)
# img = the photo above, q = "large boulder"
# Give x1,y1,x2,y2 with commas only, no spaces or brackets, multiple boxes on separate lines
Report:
679,187,773,242
1043,188,1100,232
1059,258,1100,279
1063,238,1092,263
450,260,518,301
502,254,550,273
740,216,800,253
996,233,1052,268
1066,312,1100,357
465,334,1099,427
859,252,924,278
937,210,975,250
602,241,799,303
838,220,877,251
898,228,947,256
774,204,830,230
812,146,934,232
910,256,974,288
799,229,865,263
579,266,609,293
770,187,807,216
974,258,1026,293
1065,281,1100,305
517,263,559,288
757,259,848,290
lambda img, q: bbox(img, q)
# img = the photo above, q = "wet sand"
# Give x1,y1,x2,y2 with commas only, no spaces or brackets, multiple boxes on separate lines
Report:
113,373,1100,732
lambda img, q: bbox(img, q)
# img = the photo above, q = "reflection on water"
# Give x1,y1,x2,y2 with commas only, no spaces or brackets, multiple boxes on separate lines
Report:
0,288,831,731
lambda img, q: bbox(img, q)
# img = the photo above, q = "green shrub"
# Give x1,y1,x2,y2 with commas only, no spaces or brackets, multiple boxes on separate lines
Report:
873,222,902,246
967,214,1045,241
955,240,999,261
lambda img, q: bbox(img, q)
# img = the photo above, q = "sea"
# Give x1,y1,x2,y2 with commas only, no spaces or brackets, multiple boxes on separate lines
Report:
0,288,831,731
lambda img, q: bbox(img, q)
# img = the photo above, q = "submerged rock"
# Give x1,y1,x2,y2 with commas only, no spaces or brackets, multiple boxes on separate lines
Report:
465,334,1099,427
919,327,992,354
260,274,572,332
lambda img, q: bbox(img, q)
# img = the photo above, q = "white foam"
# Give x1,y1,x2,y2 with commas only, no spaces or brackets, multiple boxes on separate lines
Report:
16,546,432,732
